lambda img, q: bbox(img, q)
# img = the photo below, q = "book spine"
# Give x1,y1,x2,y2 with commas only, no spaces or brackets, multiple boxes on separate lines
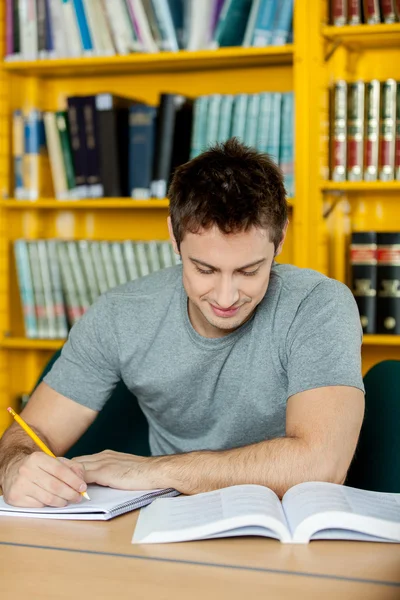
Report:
19,0,38,59
66,241,91,315
72,0,94,53
122,240,140,280
37,240,58,338
362,0,381,22
364,80,380,181
231,93,248,145
380,0,397,22
205,94,222,148
377,233,400,334
396,82,400,181
43,111,69,200
347,81,365,182
243,93,260,148
256,92,272,152
395,0,400,20
102,0,138,54
55,111,77,197
13,110,25,199
157,241,174,268
84,0,115,55
331,0,347,25
13,0,21,56
36,0,48,58
44,0,55,56
66,97,88,197
212,0,252,48
146,241,161,272
347,0,362,24
167,0,184,48
331,80,347,182
242,0,261,47
216,94,234,143
270,0,294,46
279,92,294,198
27,241,49,338
129,104,157,199
14,240,38,338
134,242,151,276
46,240,69,338
6,0,14,56
61,0,83,56
95,94,127,197
56,242,82,325
350,232,377,334
128,0,159,52
190,95,209,159
110,242,129,285
89,241,109,294
77,240,100,303
150,0,179,51
23,109,41,201
379,79,397,181
100,242,118,289
48,0,69,57
83,96,103,197
266,92,282,163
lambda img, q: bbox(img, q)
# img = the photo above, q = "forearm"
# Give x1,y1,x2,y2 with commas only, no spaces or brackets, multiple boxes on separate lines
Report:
0,424,52,486
156,436,340,498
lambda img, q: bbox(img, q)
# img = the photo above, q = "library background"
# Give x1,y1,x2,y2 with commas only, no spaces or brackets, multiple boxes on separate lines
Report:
0,0,399,437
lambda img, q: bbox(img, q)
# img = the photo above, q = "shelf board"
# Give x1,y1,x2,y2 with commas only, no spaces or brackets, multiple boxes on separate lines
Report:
322,24,400,48
0,197,294,209
0,337,65,350
2,46,294,77
321,181,400,193
363,335,400,346
0,198,170,209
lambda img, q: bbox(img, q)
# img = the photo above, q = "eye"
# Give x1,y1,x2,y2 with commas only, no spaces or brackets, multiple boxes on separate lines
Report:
195,265,214,275
240,270,259,277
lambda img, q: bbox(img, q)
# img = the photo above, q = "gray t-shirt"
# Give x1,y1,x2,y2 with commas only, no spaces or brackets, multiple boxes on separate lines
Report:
44,263,364,456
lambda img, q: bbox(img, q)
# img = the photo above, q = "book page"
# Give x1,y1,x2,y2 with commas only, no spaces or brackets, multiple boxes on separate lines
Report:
133,484,290,544
282,482,400,542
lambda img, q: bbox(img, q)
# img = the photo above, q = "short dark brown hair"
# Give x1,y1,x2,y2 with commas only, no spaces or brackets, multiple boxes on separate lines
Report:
168,138,288,252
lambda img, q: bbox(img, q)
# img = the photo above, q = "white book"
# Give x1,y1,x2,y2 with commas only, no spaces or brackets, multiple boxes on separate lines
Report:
19,0,38,60
48,0,70,57
103,0,139,54
0,485,179,521
43,112,69,201
83,0,116,56
186,0,214,51
128,0,159,53
61,0,83,57
132,481,400,545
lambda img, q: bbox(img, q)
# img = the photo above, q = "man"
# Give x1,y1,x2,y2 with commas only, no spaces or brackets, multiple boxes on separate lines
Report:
0,139,365,508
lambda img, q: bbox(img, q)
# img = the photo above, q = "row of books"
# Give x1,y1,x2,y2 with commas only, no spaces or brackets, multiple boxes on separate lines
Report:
350,231,400,335
330,80,400,182
330,0,400,25
14,238,180,339
13,91,294,201
5,0,294,61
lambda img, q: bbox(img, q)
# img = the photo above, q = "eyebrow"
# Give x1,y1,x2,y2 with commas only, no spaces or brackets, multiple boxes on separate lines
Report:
189,257,266,271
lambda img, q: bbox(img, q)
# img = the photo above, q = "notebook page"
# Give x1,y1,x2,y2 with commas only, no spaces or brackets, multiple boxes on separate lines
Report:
133,484,290,543
0,485,170,516
282,482,400,542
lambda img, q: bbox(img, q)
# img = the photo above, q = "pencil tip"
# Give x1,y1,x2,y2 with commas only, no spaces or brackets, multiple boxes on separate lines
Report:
82,491,91,500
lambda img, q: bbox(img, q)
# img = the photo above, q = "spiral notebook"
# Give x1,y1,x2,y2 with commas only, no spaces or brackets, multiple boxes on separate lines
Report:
0,485,179,520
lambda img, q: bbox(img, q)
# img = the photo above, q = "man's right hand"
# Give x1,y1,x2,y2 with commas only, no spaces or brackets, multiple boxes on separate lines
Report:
2,452,88,508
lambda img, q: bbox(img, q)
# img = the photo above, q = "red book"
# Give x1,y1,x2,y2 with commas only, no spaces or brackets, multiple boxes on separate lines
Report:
6,0,13,56
380,0,397,22
331,0,347,25
363,0,381,22
348,0,362,24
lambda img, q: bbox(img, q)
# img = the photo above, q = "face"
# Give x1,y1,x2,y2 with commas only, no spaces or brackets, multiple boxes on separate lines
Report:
168,219,287,338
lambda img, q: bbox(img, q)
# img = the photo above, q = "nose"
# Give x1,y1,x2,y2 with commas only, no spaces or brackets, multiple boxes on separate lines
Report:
214,275,240,309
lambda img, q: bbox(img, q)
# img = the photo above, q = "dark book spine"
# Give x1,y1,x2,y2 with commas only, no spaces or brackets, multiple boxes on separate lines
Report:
348,0,362,23
129,104,157,199
67,96,88,197
377,233,400,334
396,82,400,181
170,98,193,181
380,0,397,22
83,96,103,197
350,232,377,334
331,0,348,25
151,94,182,198
13,0,21,54
36,0,47,57
6,0,13,55
363,0,381,22
44,0,54,54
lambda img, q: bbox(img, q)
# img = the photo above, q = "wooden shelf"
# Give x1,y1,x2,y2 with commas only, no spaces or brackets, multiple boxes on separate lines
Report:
321,181,400,193
2,46,294,77
0,337,65,350
363,335,400,346
322,24,400,48
0,198,170,209
0,198,294,209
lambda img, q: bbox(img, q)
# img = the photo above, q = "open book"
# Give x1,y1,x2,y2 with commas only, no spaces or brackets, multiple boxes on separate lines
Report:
0,485,179,520
132,481,400,544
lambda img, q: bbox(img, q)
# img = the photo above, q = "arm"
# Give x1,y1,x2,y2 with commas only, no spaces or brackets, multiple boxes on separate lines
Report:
0,382,97,507
74,384,365,498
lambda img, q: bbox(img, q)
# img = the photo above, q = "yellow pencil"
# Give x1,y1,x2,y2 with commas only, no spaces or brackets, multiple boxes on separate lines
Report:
7,407,90,500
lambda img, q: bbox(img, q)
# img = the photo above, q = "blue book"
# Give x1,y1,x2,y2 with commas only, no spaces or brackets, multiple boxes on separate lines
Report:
129,104,157,200
279,93,294,198
230,94,248,144
256,92,272,152
271,0,294,46
44,0,54,55
212,0,253,48
167,0,185,48
251,0,277,47
243,94,260,148
72,0,93,52
190,96,209,159
13,110,24,199
266,93,282,164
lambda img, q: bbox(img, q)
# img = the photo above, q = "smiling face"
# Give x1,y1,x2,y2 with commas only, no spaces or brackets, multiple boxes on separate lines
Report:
168,219,287,338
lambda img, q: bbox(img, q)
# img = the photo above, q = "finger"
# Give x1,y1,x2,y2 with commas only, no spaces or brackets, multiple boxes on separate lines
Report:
35,454,87,494
30,481,70,508
31,470,83,504
58,457,85,480
72,454,105,464
24,496,46,508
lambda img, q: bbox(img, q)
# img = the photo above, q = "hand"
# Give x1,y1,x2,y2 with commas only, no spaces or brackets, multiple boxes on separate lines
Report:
2,452,88,508
73,450,164,490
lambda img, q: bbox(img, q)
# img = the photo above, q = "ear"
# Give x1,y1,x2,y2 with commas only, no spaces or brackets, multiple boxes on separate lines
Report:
167,216,180,255
275,220,289,257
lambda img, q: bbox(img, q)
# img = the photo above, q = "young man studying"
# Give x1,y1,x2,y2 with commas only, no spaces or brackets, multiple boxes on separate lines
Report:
0,139,365,508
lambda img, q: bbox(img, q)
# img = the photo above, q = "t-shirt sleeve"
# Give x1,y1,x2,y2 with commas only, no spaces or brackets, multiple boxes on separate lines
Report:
43,294,120,411
286,278,365,398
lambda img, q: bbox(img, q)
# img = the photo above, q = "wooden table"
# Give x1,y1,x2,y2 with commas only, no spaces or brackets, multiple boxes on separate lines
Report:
1,511,400,599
